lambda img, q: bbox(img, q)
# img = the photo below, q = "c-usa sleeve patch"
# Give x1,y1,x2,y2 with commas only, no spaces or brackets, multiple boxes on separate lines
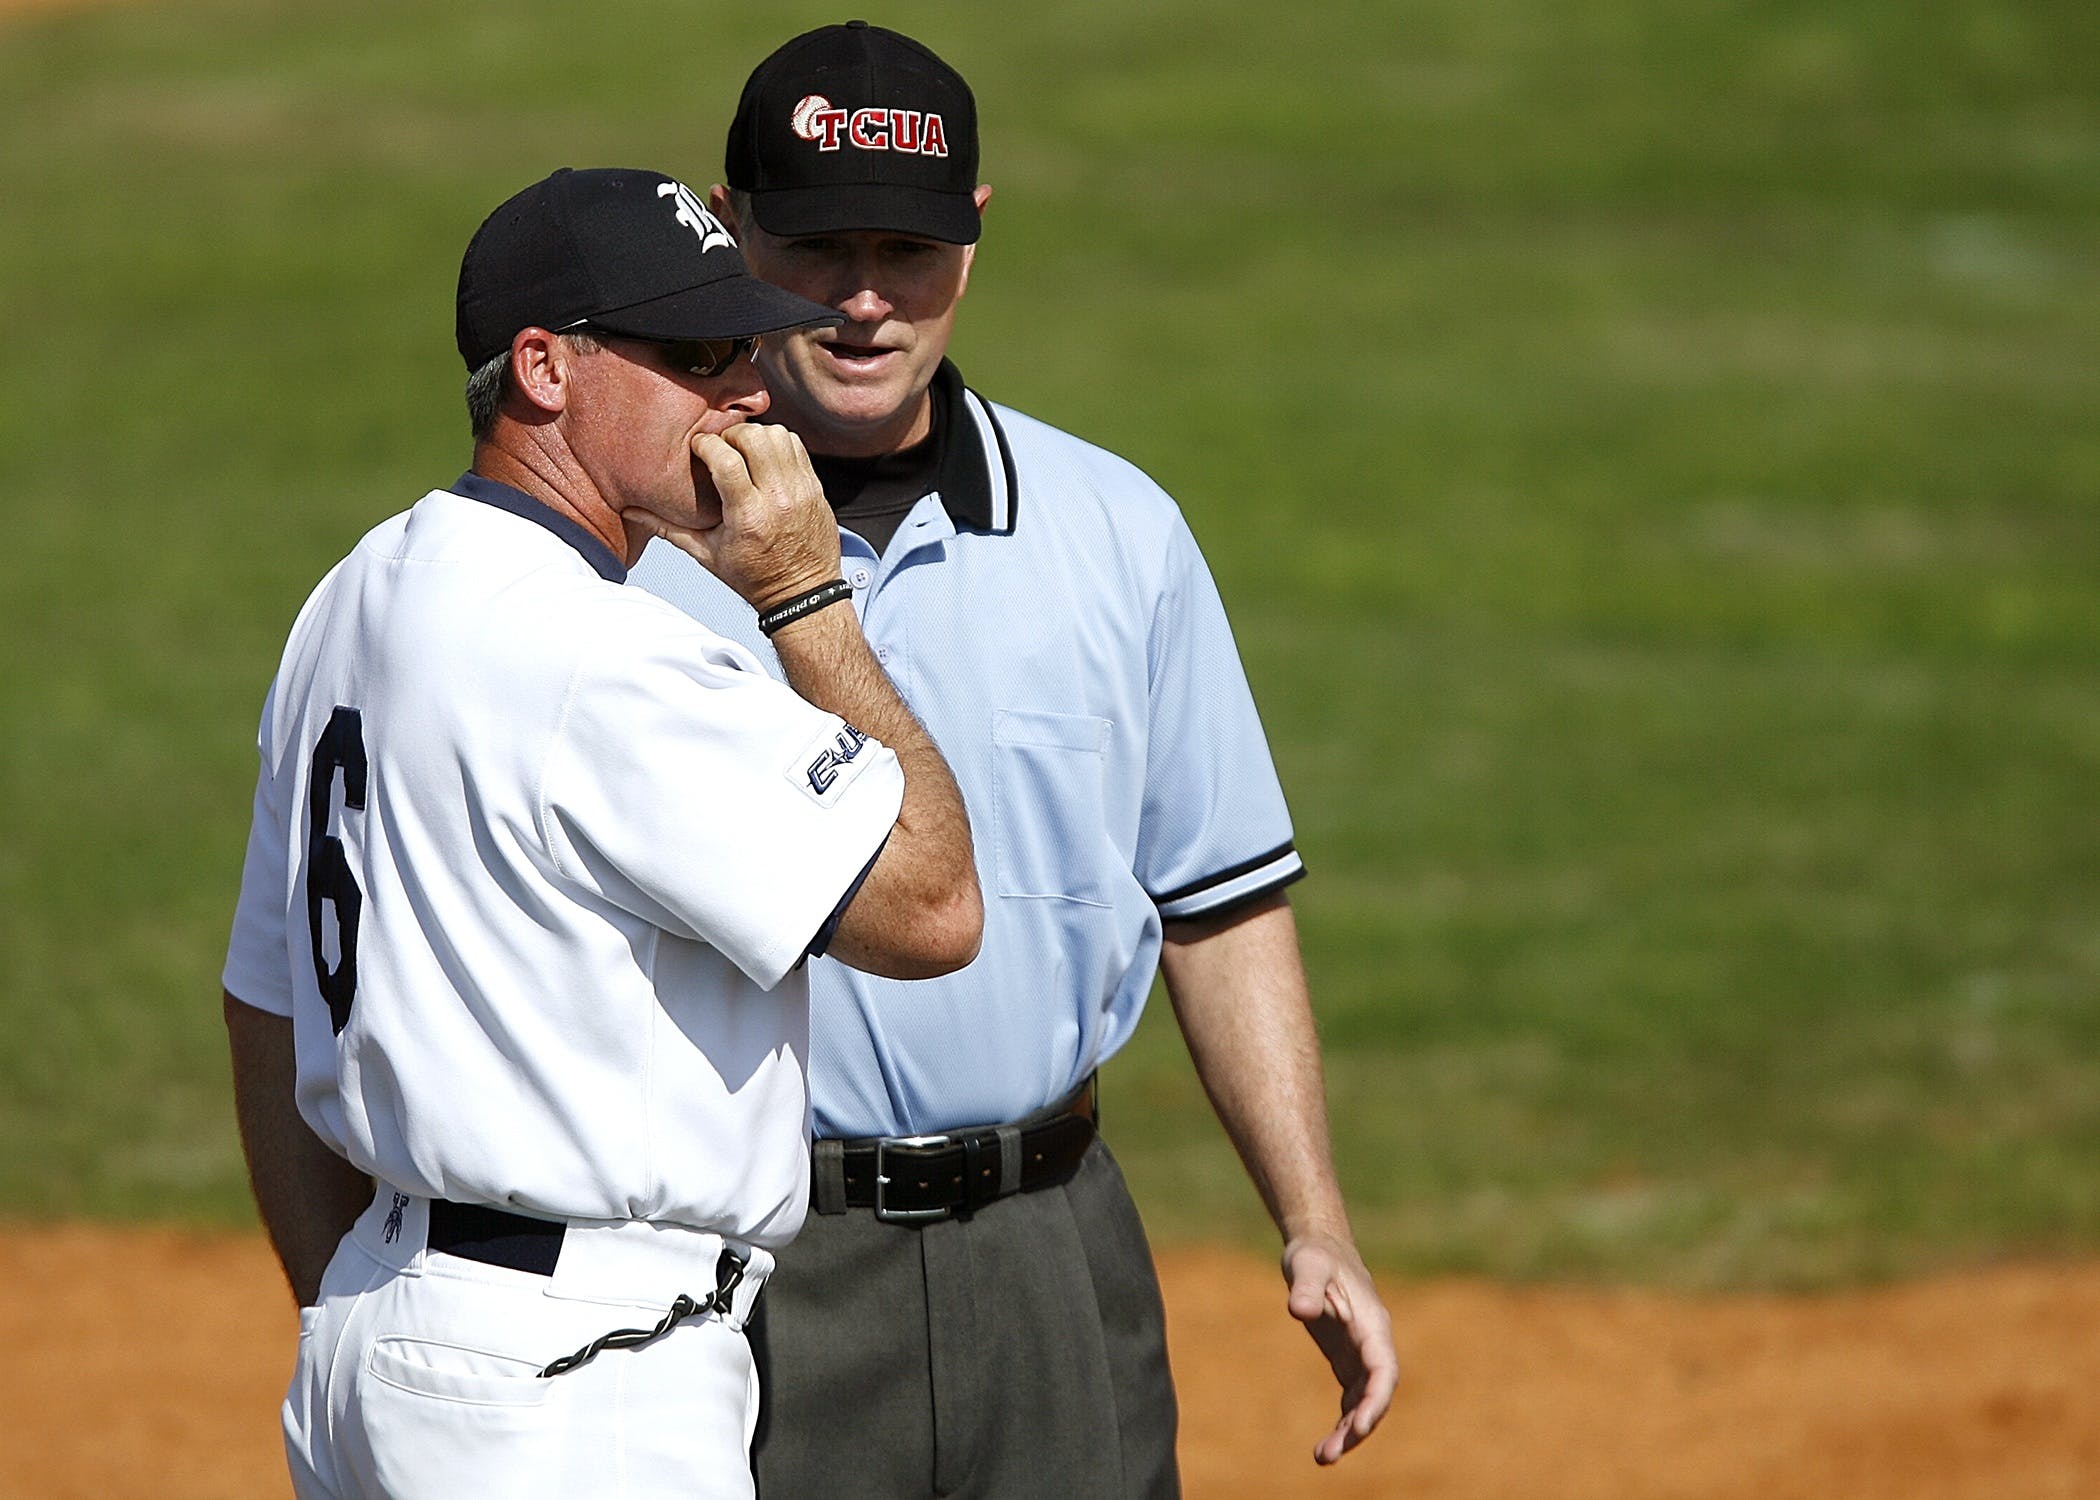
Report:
789,720,876,807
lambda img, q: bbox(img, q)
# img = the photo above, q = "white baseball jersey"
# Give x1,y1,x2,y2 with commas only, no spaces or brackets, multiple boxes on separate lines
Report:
223,477,903,1248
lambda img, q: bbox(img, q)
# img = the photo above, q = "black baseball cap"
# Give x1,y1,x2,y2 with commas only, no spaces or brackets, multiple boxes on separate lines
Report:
455,166,842,371
725,21,981,244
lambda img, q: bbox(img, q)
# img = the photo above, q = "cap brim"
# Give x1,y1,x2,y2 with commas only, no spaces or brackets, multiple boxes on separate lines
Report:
589,275,843,341
748,184,981,245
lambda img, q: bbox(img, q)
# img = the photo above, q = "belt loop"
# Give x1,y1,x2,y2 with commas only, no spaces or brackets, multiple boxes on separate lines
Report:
996,1123,1022,1196
813,1138,848,1216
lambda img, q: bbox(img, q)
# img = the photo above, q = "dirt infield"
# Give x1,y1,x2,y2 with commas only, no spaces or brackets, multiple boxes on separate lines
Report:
3,1228,2098,1498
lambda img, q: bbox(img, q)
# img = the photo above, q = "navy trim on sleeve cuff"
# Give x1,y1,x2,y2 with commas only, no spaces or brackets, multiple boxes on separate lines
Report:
803,832,891,965
1151,841,1305,922
1159,863,1306,925
1151,841,1300,906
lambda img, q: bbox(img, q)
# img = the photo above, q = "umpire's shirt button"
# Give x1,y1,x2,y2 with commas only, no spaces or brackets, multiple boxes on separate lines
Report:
875,645,891,664
850,567,872,589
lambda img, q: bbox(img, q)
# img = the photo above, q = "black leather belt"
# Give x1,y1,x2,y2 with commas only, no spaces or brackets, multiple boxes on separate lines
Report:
426,1199,566,1276
817,1076,1098,1223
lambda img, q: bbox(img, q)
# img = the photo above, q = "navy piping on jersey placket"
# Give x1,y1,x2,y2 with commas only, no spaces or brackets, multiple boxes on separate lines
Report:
450,471,628,583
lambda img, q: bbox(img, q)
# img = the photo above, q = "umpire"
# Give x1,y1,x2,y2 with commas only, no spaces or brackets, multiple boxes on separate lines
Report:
633,22,1398,1497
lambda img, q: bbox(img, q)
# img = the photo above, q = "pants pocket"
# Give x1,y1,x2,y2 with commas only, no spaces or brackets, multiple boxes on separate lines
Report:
367,1336,551,1405
358,1336,555,1496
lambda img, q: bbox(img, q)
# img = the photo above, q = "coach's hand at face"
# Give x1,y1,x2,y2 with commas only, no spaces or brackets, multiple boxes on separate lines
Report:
625,423,842,613
629,414,981,983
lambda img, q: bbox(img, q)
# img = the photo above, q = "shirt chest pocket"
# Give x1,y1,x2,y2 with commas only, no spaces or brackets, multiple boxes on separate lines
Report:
991,709,1115,906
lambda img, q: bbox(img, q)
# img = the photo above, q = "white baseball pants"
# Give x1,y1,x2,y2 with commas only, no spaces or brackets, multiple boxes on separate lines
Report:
282,1188,772,1499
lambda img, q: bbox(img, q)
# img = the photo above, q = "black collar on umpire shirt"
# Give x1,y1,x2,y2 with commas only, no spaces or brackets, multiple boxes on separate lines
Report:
803,361,1019,549
450,471,628,583
921,360,1019,536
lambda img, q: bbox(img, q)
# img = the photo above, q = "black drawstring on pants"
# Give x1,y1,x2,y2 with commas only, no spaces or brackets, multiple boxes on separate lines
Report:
537,1247,749,1379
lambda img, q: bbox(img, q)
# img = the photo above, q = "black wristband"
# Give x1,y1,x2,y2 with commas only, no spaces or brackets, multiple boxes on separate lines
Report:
757,579,855,636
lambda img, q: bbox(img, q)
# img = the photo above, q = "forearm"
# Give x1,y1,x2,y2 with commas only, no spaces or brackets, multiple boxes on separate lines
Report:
1162,895,1398,1465
223,992,370,1306
1158,895,1352,1242
768,600,960,830
769,603,980,976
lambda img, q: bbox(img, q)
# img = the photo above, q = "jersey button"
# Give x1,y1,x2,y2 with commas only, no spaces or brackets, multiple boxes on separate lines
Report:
850,567,872,590
875,645,891,664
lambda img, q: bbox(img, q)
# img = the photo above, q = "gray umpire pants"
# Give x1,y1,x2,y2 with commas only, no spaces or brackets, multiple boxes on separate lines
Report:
750,1137,1180,1499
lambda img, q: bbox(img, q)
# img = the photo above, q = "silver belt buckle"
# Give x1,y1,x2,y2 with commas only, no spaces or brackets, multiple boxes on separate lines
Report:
874,1133,953,1223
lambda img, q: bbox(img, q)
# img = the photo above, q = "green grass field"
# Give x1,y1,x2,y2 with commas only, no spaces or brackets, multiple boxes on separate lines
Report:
2,0,2094,1289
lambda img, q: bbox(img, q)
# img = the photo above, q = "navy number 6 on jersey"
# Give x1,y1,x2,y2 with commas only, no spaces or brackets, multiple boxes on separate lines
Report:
306,706,367,1034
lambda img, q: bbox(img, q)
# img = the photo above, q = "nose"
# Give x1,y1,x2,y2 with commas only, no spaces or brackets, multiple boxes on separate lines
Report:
713,349,771,418
836,284,893,325
833,249,894,324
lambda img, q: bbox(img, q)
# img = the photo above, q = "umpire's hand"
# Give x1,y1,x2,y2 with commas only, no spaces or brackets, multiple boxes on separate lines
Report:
1285,1230,1400,1464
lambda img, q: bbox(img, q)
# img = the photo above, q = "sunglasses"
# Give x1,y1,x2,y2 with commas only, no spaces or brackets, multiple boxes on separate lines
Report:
560,322,758,380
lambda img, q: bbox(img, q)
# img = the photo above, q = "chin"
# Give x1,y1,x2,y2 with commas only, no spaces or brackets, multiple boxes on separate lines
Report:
813,385,912,430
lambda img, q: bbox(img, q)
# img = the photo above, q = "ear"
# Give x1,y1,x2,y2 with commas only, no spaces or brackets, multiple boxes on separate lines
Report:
507,327,570,416
957,184,993,291
708,183,740,237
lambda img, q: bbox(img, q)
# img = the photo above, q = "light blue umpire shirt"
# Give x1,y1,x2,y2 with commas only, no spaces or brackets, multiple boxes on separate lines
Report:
629,362,1303,1140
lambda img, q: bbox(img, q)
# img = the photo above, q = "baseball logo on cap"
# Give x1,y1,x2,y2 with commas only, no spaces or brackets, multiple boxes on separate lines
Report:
786,92,949,157
791,94,832,141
